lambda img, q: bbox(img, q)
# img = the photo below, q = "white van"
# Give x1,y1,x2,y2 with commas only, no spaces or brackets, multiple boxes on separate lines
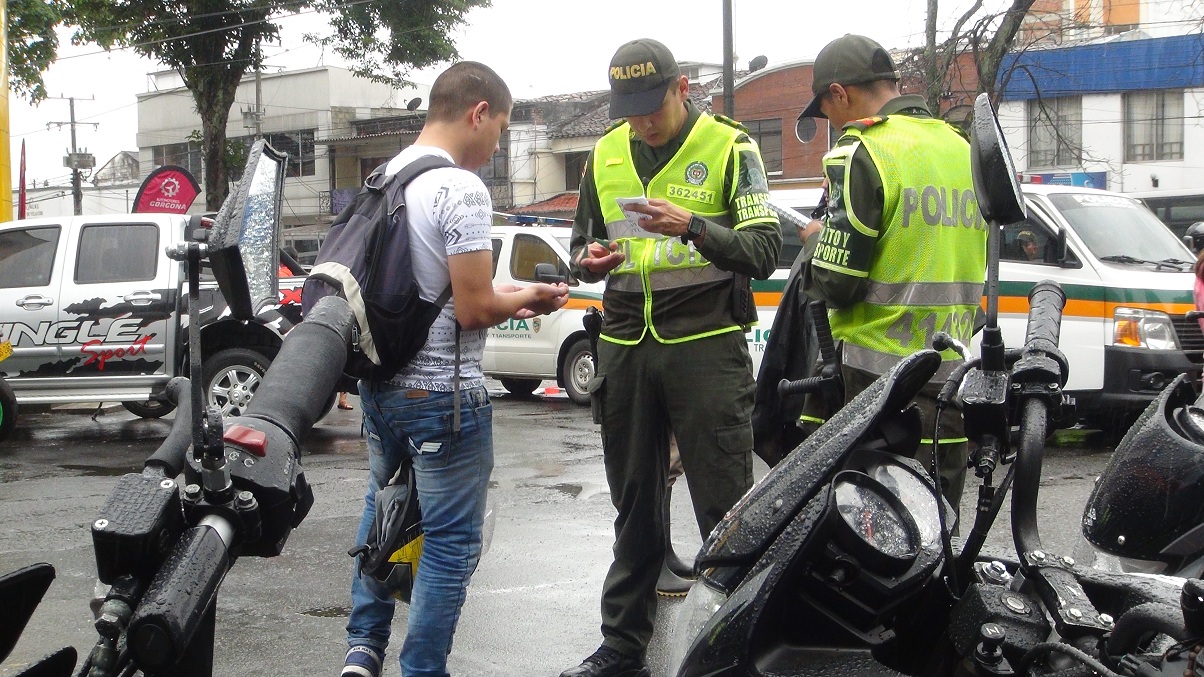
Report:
982,184,1200,434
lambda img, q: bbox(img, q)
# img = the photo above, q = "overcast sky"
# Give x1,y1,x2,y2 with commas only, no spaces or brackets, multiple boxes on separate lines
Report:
8,0,994,189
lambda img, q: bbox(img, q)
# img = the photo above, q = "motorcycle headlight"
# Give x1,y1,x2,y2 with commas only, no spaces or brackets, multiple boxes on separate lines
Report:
666,580,728,677
1114,307,1179,350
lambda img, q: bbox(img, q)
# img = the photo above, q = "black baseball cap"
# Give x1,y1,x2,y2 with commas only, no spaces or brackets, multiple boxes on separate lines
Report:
798,34,900,120
608,38,681,119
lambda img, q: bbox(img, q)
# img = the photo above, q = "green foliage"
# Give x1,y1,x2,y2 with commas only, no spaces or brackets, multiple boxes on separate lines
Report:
6,0,62,103
186,129,248,178
56,0,491,208
309,0,492,86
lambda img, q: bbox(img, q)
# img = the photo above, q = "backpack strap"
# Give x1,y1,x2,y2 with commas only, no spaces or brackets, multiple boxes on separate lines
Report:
383,154,464,432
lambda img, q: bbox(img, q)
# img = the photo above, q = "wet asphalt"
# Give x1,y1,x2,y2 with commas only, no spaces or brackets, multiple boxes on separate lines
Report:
0,384,1115,677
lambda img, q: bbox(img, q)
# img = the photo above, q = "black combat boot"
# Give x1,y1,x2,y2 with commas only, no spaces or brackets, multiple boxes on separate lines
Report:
559,646,650,677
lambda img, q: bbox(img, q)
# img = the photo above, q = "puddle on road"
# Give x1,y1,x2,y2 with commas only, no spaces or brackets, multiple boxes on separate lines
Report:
549,482,608,500
300,605,351,618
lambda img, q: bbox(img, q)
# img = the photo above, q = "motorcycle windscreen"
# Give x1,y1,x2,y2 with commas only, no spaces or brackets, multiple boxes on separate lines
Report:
1082,374,1204,567
697,349,942,568
208,140,287,320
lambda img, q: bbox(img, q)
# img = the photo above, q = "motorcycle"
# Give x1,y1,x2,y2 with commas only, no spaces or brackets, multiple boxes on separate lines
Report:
1078,353,1204,580
0,140,355,677
667,94,1204,677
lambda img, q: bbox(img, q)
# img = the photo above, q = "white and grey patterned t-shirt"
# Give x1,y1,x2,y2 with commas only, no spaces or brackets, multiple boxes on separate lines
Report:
383,146,492,392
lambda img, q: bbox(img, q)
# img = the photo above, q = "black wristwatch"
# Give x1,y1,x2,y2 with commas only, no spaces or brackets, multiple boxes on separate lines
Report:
681,216,706,245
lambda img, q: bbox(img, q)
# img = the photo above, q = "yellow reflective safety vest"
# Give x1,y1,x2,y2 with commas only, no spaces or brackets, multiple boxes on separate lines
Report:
819,115,986,377
593,115,745,344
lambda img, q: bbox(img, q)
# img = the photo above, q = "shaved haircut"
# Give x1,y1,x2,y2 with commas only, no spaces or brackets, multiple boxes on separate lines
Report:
427,61,513,122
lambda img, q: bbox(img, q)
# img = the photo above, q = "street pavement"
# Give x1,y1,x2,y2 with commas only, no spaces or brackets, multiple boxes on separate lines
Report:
0,385,1116,677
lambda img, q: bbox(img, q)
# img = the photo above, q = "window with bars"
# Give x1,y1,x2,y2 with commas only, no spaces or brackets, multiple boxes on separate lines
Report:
1028,96,1082,168
1125,91,1184,162
263,129,316,177
151,142,203,178
743,119,783,174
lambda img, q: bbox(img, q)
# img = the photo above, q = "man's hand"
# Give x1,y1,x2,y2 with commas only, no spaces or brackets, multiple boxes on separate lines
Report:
516,283,569,317
799,218,824,243
625,199,693,239
576,240,625,276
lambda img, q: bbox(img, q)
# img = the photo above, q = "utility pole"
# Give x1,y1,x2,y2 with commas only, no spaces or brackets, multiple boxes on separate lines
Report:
47,95,97,215
722,0,735,119
243,39,264,140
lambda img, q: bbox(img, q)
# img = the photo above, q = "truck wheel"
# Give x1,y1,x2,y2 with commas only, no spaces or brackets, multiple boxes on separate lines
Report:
123,399,178,419
499,378,541,397
204,348,271,418
0,379,17,442
560,338,593,406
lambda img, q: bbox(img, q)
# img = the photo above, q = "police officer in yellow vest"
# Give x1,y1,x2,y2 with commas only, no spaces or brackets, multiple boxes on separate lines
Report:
562,38,781,677
796,35,986,516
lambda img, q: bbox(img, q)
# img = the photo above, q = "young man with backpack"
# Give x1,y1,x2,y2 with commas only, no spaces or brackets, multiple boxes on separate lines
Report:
339,61,568,677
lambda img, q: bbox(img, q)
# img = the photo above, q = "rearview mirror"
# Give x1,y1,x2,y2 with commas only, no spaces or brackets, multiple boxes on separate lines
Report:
795,115,818,144
970,94,1026,227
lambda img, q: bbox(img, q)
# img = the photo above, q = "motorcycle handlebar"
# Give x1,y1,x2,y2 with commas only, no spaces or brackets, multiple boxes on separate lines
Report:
123,296,353,674
243,295,354,448
142,378,193,478
1012,281,1067,560
1023,282,1066,350
127,517,233,672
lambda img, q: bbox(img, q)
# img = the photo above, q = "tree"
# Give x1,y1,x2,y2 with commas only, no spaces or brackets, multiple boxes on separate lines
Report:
64,0,491,210
7,0,62,103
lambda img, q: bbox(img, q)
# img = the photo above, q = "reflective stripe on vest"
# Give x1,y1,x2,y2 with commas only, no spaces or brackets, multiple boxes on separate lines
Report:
592,115,744,344
824,115,986,377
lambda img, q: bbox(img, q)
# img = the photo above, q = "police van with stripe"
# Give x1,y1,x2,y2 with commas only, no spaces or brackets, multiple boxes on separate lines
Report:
773,184,1200,436
985,183,1200,436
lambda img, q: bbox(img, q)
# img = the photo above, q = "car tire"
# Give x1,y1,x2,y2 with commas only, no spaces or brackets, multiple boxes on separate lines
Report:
0,378,17,442
204,348,272,418
499,377,541,397
122,398,178,419
560,338,593,406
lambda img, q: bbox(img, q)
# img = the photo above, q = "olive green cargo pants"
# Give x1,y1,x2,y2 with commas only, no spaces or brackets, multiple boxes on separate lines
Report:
590,330,755,657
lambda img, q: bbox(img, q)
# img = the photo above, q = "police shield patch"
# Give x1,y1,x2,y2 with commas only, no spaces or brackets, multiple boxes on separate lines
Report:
685,161,708,186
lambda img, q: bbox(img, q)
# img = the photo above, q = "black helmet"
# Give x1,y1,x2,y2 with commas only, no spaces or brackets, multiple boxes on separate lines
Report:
1082,375,1204,573
1185,221,1204,254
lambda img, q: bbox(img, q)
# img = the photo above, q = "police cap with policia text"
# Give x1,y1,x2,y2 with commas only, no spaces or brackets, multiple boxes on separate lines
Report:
798,34,901,121
608,38,681,119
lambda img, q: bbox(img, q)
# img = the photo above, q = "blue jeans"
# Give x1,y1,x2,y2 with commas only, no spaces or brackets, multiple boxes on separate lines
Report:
347,382,493,677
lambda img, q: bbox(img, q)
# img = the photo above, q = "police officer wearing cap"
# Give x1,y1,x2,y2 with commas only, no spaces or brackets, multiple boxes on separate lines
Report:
796,34,987,515
563,37,781,677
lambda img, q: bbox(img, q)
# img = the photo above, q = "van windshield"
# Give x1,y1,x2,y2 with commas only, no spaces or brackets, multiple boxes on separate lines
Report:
1047,192,1192,267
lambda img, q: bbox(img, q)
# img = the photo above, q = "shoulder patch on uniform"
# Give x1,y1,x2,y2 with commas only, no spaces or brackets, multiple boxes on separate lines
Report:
844,115,888,132
711,113,749,134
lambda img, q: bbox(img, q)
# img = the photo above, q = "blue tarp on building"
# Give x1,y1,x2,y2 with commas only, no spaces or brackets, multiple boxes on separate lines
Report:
998,33,1204,101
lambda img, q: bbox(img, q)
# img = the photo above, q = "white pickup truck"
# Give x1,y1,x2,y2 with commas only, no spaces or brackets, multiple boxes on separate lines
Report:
0,212,307,419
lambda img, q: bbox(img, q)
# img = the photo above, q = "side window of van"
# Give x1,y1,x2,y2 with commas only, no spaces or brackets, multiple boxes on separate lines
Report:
510,234,575,286
491,238,502,278
1003,220,1053,264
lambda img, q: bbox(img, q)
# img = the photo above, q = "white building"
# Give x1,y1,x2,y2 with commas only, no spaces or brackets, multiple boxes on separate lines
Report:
997,0,1203,197
135,66,429,226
